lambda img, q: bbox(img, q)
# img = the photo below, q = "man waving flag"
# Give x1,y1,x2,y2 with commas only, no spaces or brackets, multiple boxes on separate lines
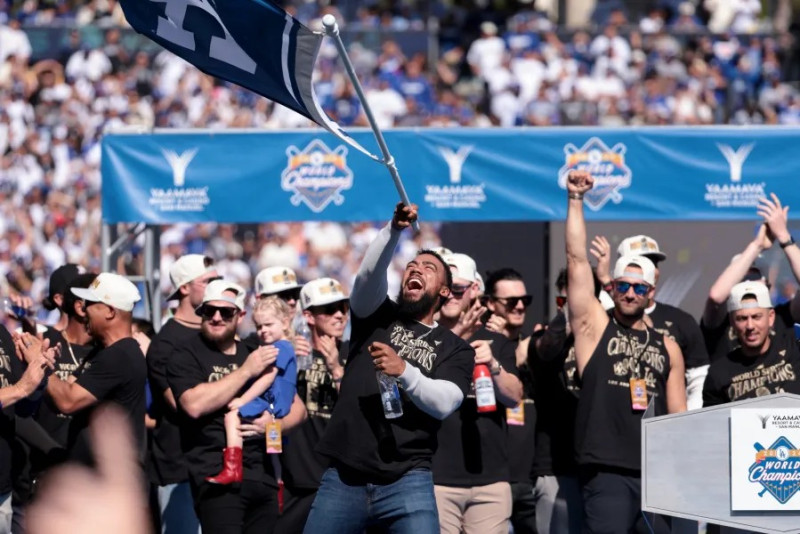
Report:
119,0,371,156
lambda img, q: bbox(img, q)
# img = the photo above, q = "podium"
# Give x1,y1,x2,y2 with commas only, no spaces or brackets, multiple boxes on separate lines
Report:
642,393,800,533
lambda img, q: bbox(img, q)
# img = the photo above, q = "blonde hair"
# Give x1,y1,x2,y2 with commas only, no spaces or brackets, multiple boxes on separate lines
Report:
253,296,293,339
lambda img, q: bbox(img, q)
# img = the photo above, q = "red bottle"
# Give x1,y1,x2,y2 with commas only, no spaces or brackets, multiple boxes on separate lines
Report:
474,364,496,413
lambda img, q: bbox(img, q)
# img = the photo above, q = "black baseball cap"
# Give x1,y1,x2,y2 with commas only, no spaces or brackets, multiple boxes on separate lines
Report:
43,264,82,311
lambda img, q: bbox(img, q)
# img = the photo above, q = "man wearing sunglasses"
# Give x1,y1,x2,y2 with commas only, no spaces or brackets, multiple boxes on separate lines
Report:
432,252,522,534
167,280,289,533
46,273,147,468
147,254,219,534
305,202,474,534
484,269,532,341
594,235,710,411
565,170,686,533
277,277,349,534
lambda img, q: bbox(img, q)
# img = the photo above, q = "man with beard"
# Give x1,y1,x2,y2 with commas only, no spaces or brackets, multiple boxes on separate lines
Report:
432,252,522,534
45,272,147,467
147,254,219,534
565,171,686,533
305,203,474,533
277,277,349,533
703,281,800,406
167,280,286,533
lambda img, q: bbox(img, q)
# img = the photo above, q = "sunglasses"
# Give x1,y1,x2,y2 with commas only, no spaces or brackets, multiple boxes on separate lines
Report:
274,288,301,302
311,301,349,315
614,281,651,296
492,295,532,309
199,305,239,321
555,295,567,308
450,284,472,298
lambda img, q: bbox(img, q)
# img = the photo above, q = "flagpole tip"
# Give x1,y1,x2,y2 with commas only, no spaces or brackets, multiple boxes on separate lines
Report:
322,14,338,33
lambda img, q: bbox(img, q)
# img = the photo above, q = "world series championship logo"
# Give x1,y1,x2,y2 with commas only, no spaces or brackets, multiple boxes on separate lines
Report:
557,137,632,211
281,139,354,213
748,436,800,504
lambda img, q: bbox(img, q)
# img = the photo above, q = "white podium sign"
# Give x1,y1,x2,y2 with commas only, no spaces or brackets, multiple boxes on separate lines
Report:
731,408,800,511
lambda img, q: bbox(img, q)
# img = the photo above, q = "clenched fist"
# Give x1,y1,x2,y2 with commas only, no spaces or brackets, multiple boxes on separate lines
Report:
567,170,594,195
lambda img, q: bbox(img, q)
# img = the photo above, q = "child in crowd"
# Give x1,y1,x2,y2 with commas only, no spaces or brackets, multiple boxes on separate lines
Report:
206,296,297,484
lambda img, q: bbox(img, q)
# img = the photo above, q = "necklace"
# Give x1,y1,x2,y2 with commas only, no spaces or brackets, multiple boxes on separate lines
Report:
415,321,438,341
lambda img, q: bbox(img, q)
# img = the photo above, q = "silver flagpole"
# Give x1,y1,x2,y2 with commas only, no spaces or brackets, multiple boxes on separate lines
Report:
321,14,421,232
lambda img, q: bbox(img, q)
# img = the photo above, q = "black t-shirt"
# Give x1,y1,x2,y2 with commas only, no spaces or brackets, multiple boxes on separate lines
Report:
432,327,518,487
281,343,346,491
68,337,146,467
529,312,580,478
167,332,276,487
507,358,537,484
146,319,198,486
703,335,800,407
648,302,709,370
575,320,670,472
36,329,95,448
317,298,474,483
0,325,23,494
701,301,795,364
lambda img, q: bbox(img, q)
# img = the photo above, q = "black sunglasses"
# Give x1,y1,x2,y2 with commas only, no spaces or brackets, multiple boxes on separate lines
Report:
311,301,349,315
450,284,471,298
199,305,238,321
492,295,532,309
275,288,302,302
614,281,651,296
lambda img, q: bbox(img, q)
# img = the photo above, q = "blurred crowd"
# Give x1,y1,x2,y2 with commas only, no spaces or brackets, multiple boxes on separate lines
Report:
0,0,799,321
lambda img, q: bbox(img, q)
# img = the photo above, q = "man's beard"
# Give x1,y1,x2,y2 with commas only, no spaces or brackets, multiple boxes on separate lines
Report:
202,321,237,344
396,289,439,321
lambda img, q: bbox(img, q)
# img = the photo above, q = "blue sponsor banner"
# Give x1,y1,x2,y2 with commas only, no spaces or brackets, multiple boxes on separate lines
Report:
101,127,800,223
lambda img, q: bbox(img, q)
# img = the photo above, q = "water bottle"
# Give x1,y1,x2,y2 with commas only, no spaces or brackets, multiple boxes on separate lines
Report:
3,298,28,320
294,315,313,371
474,364,497,413
376,371,403,419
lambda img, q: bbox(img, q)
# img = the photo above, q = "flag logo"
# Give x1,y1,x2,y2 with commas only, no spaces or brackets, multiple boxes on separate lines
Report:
281,140,353,213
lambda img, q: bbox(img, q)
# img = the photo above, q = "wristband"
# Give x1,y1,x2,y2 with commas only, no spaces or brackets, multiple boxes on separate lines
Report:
490,359,502,376
780,236,796,249
568,192,584,200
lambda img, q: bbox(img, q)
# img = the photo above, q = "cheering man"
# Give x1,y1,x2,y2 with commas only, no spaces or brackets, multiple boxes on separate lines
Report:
305,203,474,533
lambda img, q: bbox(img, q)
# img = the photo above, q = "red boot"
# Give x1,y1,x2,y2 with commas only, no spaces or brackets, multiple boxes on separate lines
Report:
205,447,243,485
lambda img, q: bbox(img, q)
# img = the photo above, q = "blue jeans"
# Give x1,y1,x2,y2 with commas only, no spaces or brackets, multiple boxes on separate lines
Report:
157,482,201,534
304,467,439,534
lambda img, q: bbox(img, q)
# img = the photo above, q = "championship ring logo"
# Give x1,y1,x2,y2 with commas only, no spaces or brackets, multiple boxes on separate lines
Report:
281,139,353,213
558,137,631,211
748,437,800,504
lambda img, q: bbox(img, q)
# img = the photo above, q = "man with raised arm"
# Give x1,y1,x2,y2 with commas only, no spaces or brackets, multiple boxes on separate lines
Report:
305,202,474,534
565,171,686,533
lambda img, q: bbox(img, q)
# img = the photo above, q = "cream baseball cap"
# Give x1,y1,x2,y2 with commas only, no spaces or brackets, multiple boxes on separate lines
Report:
613,255,656,286
254,266,300,296
168,255,216,301
71,272,141,312
300,278,348,311
617,235,667,263
728,281,773,313
200,279,246,310
443,253,478,283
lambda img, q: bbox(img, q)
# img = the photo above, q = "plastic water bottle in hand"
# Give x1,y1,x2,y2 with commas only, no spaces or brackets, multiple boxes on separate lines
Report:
376,371,403,419
294,315,313,371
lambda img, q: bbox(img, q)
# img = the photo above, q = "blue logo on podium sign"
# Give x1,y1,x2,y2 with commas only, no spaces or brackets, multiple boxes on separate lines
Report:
749,437,800,504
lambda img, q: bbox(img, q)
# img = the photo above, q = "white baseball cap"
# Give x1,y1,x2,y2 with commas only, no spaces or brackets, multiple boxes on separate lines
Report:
200,279,246,310
168,254,216,301
301,278,348,311
728,281,773,313
71,272,141,312
617,235,667,262
254,266,300,296
443,253,478,283
613,255,656,286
